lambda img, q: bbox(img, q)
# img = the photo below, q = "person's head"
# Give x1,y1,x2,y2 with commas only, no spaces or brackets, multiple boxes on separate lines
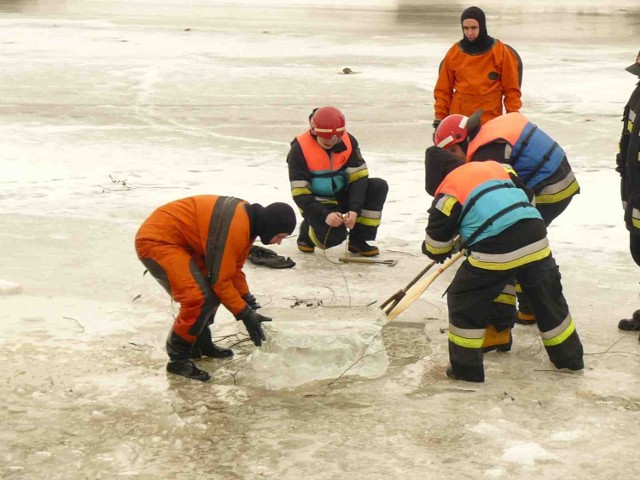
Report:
625,50,640,77
460,6,488,43
424,147,466,197
310,106,346,149
433,110,482,159
254,202,297,245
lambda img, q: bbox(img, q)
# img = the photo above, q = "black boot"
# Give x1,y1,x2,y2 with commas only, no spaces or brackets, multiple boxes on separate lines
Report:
193,326,234,359
618,310,640,331
166,360,211,382
445,365,484,383
348,239,380,257
553,352,584,371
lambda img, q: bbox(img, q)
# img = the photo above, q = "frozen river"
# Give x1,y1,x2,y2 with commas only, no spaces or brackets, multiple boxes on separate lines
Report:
1,0,640,478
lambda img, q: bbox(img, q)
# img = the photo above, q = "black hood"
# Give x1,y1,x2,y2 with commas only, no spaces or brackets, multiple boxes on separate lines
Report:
459,6,495,55
245,202,297,245
425,146,465,197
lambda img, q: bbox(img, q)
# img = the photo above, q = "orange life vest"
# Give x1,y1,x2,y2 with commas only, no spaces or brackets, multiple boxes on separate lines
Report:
296,131,353,197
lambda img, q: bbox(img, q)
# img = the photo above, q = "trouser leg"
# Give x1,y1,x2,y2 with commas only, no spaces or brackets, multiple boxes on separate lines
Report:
447,260,512,381
305,213,347,250
349,178,389,242
482,282,517,352
517,255,583,369
138,245,218,361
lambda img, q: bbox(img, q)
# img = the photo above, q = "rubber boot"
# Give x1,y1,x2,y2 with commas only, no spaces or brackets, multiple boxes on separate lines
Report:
618,309,640,331
166,360,211,382
190,326,234,359
481,325,512,353
348,239,380,257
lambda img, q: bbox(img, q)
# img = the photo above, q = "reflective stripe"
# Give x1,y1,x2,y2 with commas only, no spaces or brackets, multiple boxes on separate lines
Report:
314,196,338,205
290,180,310,189
314,126,346,134
356,217,381,227
501,162,517,176
448,324,485,349
424,233,454,254
539,315,575,347
494,284,516,305
360,209,382,219
535,171,580,204
347,167,369,183
632,208,640,229
468,238,550,270
435,194,458,216
292,187,312,197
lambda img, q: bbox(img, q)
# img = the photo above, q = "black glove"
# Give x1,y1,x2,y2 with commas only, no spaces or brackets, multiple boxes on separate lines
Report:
236,307,272,347
242,293,261,310
432,119,441,143
421,241,451,263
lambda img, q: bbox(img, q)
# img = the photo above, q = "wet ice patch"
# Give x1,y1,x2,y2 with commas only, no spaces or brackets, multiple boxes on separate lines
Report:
0,279,22,295
239,306,388,389
502,442,558,465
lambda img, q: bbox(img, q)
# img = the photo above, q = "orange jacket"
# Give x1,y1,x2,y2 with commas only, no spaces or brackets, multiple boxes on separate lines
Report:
434,39,522,125
135,195,252,315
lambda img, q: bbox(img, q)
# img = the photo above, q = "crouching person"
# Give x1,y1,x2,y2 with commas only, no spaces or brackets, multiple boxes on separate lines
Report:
422,149,583,382
135,195,296,381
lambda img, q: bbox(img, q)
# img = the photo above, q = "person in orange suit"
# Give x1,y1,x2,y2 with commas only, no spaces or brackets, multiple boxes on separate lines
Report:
433,6,522,131
135,195,296,381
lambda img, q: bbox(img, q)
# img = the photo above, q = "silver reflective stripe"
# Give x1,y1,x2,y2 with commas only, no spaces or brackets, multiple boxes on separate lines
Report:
435,194,454,211
538,313,572,339
502,283,516,296
504,144,513,159
448,324,485,339
360,209,381,219
632,208,640,220
630,110,637,123
290,180,311,188
345,164,367,175
538,171,576,195
424,232,453,249
469,237,549,264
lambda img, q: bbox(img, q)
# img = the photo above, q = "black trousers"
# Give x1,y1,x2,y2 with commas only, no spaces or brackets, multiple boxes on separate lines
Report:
303,177,388,249
448,254,583,380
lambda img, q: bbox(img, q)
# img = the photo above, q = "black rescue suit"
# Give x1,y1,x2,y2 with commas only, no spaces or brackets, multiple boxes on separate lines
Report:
618,79,640,264
423,157,584,382
287,130,388,249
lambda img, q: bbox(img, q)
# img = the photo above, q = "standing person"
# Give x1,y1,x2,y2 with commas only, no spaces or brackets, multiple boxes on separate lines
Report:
135,195,297,381
422,153,584,382
617,50,640,335
433,110,579,338
287,106,388,256
433,6,522,132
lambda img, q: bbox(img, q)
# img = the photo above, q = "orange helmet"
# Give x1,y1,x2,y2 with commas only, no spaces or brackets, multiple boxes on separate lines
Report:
310,106,346,139
434,114,470,149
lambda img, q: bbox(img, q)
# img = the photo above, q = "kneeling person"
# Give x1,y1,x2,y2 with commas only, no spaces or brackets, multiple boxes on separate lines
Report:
287,106,389,256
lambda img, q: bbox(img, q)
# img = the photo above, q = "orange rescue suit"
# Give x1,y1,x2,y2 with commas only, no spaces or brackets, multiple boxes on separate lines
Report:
434,39,522,125
135,195,252,342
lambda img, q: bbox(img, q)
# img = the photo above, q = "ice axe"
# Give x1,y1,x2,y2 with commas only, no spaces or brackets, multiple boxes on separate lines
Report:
384,250,464,321
380,235,460,315
338,257,398,266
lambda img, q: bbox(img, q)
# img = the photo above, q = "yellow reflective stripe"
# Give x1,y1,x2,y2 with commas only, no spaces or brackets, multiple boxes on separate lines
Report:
441,196,458,216
448,331,484,349
292,187,312,197
468,245,551,270
515,283,523,293
541,318,576,347
356,217,381,227
493,293,516,305
501,164,517,176
535,180,579,204
348,168,369,183
424,241,454,255
633,218,640,229
308,226,323,249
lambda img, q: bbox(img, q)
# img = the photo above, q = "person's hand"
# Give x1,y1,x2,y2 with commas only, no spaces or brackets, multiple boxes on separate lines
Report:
421,241,451,263
344,211,357,229
325,211,344,227
237,307,272,347
242,293,261,310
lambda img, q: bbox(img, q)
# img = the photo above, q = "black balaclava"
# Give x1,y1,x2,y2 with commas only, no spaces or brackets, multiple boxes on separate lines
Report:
424,146,466,197
459,6,495,54
247,202,297,245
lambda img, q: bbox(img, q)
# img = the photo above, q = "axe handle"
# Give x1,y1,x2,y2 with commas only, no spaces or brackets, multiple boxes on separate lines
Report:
386,251,463,321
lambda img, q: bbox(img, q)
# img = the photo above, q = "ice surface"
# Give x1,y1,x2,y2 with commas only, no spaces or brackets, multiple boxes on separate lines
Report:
2,0,640,479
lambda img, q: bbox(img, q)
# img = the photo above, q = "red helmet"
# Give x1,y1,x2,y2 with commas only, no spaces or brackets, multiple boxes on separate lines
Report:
310,106,346,139
434,114,470,149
